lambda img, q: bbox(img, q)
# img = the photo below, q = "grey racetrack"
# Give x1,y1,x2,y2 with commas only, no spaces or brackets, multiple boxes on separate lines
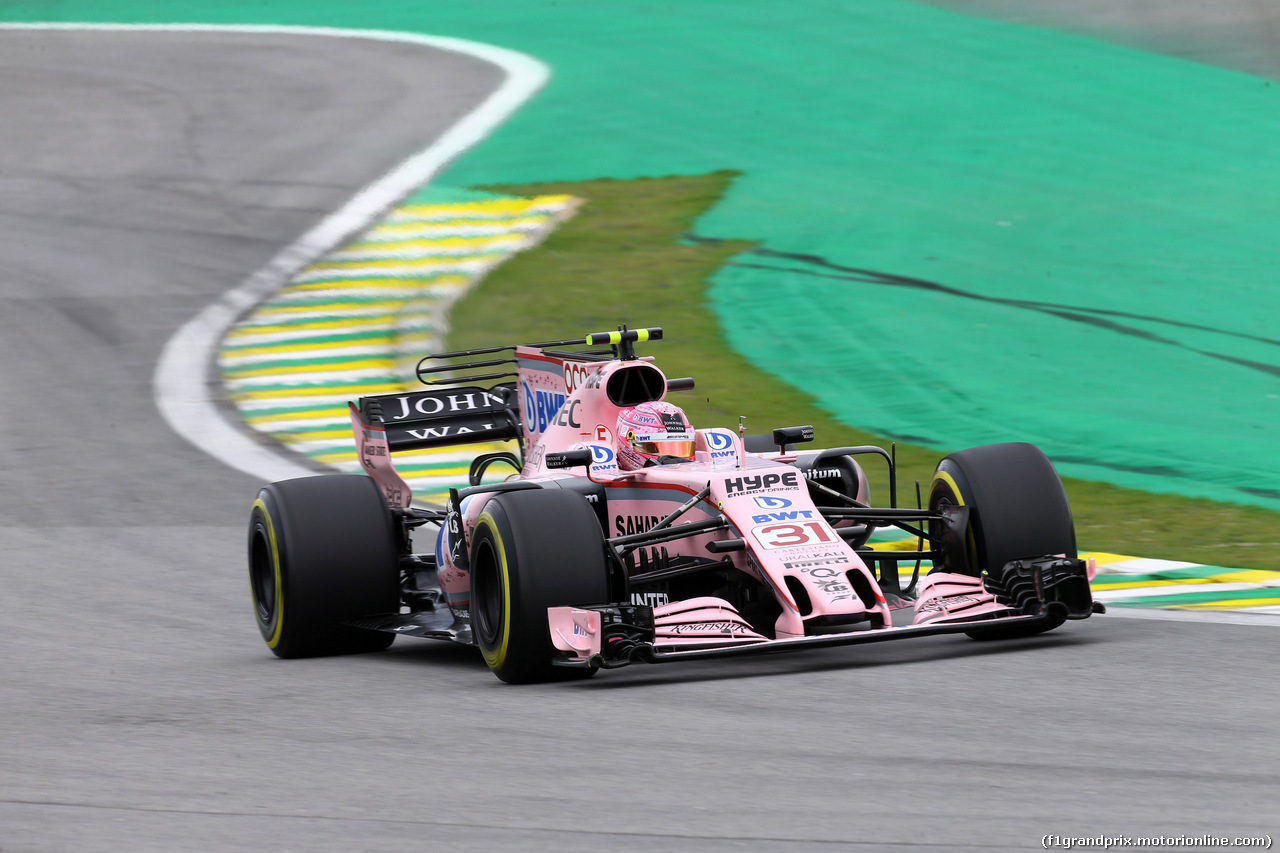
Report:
1,20,1277,853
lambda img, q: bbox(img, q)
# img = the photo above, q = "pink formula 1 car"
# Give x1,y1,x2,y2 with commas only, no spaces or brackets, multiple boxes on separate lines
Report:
247,327,1097,682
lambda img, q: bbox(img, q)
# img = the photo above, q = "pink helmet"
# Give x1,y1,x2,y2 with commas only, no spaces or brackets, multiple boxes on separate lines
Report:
616,401,695,470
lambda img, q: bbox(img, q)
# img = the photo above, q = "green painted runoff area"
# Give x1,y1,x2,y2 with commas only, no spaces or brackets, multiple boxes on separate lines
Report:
7,1,1278,510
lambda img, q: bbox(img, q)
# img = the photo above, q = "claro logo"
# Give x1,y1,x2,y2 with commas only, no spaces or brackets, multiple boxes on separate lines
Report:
563,361,596,394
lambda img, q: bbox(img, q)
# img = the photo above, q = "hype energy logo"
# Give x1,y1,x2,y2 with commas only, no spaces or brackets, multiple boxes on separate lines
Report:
723,471,800,495
522,380,566,435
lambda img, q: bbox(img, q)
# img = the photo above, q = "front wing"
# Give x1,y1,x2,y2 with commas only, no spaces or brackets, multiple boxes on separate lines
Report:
548,606,1085,670
548,556,1098,670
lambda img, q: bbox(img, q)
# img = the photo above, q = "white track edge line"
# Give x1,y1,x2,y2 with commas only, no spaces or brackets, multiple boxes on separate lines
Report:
0,23,546,484
1098,608,1280,627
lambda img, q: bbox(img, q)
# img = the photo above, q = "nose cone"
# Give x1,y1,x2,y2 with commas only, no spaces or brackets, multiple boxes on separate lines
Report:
773,559,890,637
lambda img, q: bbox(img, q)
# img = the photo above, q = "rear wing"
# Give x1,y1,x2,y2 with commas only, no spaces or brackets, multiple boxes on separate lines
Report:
356,385,521,451
411,327,665,449
355,329,665,454
351,328,666,504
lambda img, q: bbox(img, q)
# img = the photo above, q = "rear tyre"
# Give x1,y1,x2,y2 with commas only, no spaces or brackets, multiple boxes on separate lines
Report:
469,489,610,684
248,475,399,658
927,442,1076,640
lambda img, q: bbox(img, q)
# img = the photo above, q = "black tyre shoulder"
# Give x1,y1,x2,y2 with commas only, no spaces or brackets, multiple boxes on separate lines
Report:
248,474,399,658
927,442,1077,640
469,488,610,683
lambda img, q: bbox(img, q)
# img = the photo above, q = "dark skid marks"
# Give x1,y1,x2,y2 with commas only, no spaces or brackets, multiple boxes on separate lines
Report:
687,234,1280,501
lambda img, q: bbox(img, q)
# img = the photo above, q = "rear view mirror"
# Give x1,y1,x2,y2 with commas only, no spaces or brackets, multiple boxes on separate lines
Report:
545,449,593,470
772,426,814,451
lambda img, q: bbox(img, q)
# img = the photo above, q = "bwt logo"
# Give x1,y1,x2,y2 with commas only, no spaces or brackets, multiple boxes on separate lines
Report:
751,509,816,524
706,430,736,457
752,496,792,510
590,445,616,465
522,382,536,431
521,382,566,434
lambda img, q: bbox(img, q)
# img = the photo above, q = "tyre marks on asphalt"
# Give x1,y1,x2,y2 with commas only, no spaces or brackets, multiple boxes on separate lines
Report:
219,193,577,503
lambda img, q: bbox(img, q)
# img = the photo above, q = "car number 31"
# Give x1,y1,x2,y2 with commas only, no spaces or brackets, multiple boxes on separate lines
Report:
751,520,837,549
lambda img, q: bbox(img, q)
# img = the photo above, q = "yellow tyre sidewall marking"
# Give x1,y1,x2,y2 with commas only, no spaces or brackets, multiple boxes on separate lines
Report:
252,497,286,648
931,469,980,572
477,510,512,670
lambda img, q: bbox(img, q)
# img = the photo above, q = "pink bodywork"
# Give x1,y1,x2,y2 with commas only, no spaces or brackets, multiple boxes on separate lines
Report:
451,349,890,637
349,402,411,508
910,572,1011,626
548,607,603,658
358,344,1027,655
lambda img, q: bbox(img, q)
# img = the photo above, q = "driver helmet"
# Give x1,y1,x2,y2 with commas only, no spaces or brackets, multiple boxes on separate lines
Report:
616,401,695,470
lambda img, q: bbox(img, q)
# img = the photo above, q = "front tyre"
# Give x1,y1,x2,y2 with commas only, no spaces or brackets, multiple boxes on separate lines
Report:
927,442,1077,639
248,475,399,658
469,489,610,684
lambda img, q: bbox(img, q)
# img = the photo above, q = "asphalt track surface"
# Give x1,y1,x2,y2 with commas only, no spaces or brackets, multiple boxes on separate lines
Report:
1,24,1277,853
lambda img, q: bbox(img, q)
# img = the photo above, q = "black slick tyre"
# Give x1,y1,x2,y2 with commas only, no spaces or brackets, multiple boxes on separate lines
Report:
468,489,610,684
927,442,1076,639
248,475,399,658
